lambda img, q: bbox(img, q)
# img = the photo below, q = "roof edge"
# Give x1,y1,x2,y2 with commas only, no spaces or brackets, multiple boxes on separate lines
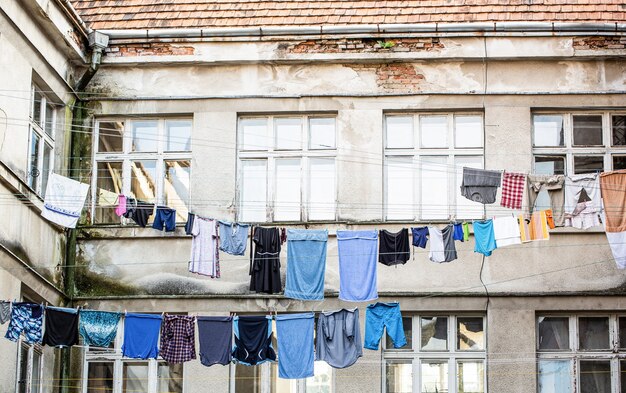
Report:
97,22,625,40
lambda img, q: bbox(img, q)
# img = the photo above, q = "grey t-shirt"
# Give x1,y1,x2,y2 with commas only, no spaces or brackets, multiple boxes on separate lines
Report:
315,308,362,369
0,301,11,324
442,224,458,263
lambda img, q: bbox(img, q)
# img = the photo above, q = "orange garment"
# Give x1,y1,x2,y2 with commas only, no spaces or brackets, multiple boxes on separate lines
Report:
599,170,626,233
518,211,550,242
545,209,555,229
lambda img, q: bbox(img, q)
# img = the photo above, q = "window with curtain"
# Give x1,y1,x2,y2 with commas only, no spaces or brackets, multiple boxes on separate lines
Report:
28,84,56,196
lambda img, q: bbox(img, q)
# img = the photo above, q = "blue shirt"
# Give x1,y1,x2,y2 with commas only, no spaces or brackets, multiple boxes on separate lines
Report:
122,314,162,359
218,221,249,256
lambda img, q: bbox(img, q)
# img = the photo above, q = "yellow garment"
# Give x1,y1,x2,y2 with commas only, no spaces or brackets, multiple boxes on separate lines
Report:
518,211,550,242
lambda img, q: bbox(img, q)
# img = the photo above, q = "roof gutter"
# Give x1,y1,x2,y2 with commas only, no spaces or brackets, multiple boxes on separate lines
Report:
97,22,625,40
54,0,90,39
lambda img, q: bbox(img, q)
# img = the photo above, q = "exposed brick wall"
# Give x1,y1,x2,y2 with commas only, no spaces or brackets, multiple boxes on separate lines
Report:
573,36,626,50
105,43,195,57
285,38,444,54
349,63,425,92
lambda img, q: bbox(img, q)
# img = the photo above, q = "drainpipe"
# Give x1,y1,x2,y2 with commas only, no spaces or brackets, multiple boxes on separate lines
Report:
61,30,109,393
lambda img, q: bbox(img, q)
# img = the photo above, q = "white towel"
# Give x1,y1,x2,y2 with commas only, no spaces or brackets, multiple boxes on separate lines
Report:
493,216,522,248
41,173,90,228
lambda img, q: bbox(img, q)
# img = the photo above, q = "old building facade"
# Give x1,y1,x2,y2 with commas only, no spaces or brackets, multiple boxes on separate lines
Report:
2,0,626,392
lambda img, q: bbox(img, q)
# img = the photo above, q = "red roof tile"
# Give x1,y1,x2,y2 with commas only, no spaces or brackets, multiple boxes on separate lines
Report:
69,0,626,30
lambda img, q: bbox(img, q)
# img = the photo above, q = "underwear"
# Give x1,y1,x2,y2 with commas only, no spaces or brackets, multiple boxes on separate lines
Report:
152,206,176,232
411,227,429,248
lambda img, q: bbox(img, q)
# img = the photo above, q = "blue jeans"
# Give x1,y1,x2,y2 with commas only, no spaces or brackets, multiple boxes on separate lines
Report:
364,302,406,350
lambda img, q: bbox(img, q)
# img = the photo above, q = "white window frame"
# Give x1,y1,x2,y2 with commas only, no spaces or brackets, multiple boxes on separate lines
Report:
383,113,485,221
237,115,338,223
536,314,626,393
383,314,487,393
532,111,626,175
91,118,193,224
82,317,184,393
15,340,43,393
27,84,55,196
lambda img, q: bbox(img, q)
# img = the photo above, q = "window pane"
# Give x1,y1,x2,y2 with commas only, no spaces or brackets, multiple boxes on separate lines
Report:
620,317,626,349
28,131,40,189
386,317,412,350
421,156,448,220
157,363,182,393
98,121,124,153
309,118,336,149
538,360,571,393
420,116,447,148
309,158,335,220
44,103,54,137
574,156,604,174
386,157,413,220
131,121,158,152
455,115,482,148
240,160,267,222
275,159,301,221
580,360,611,393
31,350,41,393
235,363,262,393
305,361,334,393
241,118,268,150
533,115,564,147
385,359,412,393
613,115,626,146
456,156,484,219
613,156,626,170
421,361,448,393
421,316,448,351
166,120,191,151
457,362,484,393
96,161,123,223
621,360,626,393
578,317,610,350
18,344,28,393
538,317,570,350
573,115,603,146
271,362,297,393
122,362,149,393
164,160,191,222
457,317,484,351
534,156,566,175
42,143,52,198
275,118,302,150
33,89,42,126
130,160,157,205
386,116,413,149
87,362,114,393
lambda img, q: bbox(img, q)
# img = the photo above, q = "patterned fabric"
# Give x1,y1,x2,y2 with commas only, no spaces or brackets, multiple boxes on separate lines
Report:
0,301,10,324
500,171,526,209
160,315,197,364
79,310,122,347
5,303,43,343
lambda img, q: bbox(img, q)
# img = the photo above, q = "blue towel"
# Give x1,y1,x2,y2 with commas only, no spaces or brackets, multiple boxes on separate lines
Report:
337,230,378,302
122,313,162,359
275,313,314,379
284,230,328,300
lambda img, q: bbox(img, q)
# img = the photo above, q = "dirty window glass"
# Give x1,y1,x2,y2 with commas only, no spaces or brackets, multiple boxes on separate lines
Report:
98,121,124,153
386,156,414,220
87,362,114,393
235,363,262,393
457,361,484,393
131,121,158,152
122,362,149,393
130,160,157,204
28,131,40,189
274,117,302,150
421,361,448,393
457,317,484,351
421,316,448,351
164,160,190,222
537,360,571,393
612,115,626,146
386,116,413,149
42,143,52,197
96,161,123,223
240,160,267,222
578,317,610,350
305,361,334,393
165,120,191,152
44,103,55,137
421,156,449,220
573,115,603,146
533,115,564,147
619,317,626,349
573,156,604,174
580,360,611,393
385,359,413,393
309,158,335,221
32,88,43,126
455,115,482,148
386,317,412,350
613,156,626,171
309,118,336,150
538,317,570,351
157,362,182,393
240,118,268,151
274,158,301,221
420,115,447,148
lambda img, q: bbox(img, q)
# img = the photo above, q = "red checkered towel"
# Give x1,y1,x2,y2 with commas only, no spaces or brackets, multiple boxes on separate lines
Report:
500,172,526,209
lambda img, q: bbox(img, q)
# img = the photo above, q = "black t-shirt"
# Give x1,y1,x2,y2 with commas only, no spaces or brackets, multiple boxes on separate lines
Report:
378,228,410,266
